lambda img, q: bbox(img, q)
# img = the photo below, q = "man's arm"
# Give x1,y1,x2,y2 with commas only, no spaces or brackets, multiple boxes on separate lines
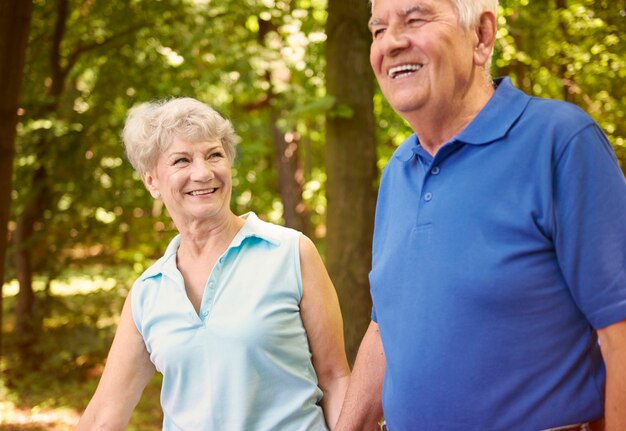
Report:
335,321,385,431
597,318,626,431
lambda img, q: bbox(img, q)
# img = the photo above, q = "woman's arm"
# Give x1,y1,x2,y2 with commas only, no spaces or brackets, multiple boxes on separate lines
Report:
299,235,351,430
76,291,155,431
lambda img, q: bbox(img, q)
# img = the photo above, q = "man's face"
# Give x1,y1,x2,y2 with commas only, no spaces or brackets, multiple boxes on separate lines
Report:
369,0,478,120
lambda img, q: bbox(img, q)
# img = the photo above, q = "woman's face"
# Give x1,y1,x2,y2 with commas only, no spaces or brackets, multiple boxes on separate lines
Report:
144,136,233,227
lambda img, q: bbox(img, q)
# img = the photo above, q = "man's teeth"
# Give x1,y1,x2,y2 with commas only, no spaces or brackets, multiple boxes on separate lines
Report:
189,188,216,196
388,64,421,78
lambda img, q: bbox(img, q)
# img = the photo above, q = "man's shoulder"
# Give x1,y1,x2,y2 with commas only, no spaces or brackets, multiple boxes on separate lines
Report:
388,134,417,163
526,96,592,124
494,77,595,131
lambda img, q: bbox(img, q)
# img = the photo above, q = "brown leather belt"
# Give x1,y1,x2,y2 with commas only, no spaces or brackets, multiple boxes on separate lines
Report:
380,421,592,431
542,423,591,431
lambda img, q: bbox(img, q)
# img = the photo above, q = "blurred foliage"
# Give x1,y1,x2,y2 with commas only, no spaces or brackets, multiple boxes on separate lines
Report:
8,0,626,281
1,268,161,430
9,0,331,282
2,0,626,427
496,0,626,163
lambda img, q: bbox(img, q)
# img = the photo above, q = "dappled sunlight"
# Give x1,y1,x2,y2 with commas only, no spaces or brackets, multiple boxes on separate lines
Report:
2,269,162,431
3,275,118,298
0,400,80,430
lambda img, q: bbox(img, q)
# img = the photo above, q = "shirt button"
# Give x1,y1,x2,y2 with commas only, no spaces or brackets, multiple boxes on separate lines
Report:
431,166,440,175
201,310,208,317
208,281,215,288
424,192,433,202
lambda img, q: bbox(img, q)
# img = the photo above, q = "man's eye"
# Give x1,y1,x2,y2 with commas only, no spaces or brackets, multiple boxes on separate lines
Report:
372,28,386,39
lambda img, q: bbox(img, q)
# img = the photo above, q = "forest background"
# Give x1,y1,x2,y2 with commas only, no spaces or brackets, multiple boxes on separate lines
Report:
1,0,625,429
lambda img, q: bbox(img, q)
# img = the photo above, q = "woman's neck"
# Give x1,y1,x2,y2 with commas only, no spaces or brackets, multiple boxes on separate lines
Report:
177,212,245,260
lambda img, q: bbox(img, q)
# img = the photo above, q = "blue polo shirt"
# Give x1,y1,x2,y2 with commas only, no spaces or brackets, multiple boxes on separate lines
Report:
370,78,626,430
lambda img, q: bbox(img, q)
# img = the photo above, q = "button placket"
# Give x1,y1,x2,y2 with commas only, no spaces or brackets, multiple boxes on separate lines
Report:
422,168,437,203
199,257,224,321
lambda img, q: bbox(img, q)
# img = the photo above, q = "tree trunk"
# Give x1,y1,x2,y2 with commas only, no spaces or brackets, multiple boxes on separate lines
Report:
271,114,312,237
13,0,68,337
325,0,378,364
255,19,313,236
14,166,46,334
0,0,34,355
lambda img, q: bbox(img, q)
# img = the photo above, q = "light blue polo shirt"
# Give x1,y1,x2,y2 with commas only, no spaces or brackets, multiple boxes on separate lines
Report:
132,213,328,430
370,78,626,430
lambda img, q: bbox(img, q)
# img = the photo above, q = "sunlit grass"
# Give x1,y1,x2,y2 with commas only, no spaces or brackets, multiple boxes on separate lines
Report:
3,272,121,297
1,266,162,431
0,394,79,430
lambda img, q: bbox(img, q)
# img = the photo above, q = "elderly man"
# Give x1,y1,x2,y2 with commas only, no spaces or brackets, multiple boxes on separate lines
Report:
336,0,626,430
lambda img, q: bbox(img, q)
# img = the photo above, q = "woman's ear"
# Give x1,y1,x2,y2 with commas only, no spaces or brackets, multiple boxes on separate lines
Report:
143,172,161,199
473,10,497,67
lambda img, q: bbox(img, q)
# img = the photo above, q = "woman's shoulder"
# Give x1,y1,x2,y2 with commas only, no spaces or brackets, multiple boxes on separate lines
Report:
242,212,302,242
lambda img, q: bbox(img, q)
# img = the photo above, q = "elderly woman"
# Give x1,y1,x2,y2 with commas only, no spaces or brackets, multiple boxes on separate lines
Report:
77,97,350,430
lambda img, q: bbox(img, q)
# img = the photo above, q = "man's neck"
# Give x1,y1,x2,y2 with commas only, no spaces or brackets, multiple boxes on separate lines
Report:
407,79,495,156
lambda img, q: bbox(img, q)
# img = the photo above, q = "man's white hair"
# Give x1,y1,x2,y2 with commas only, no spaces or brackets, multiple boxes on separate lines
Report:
451,0,498,29
369,0,499,28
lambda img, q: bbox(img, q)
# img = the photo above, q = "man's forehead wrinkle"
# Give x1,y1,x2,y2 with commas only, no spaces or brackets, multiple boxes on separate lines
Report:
369,3,431,24
400,4,428,16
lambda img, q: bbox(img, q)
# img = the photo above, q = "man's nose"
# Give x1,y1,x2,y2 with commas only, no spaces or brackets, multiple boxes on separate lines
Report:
380,26,410,55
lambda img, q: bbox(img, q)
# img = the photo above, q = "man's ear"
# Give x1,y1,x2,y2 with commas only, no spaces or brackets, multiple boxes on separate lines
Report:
473,10,497,67
143,172,161,199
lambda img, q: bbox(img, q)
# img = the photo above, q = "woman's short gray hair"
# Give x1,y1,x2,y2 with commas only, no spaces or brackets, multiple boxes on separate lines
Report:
122,97,237,176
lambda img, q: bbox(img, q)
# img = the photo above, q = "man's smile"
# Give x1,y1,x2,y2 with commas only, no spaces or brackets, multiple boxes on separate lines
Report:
387,63,422,79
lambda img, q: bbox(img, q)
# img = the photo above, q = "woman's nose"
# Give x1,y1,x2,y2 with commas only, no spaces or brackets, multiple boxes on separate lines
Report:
190,158,213,181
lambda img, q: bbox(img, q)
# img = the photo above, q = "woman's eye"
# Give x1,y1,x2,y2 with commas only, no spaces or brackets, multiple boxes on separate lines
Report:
173,157,189,165
208,152,224,159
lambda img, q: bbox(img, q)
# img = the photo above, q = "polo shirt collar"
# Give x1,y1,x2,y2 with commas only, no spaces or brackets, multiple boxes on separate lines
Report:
138,212,280,281
395,135,419,162
395,77,530,162
232,212,281,248
456,77,530,145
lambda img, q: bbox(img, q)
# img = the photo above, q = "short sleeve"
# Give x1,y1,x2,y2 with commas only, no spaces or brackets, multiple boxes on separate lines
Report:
553,123,626,329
